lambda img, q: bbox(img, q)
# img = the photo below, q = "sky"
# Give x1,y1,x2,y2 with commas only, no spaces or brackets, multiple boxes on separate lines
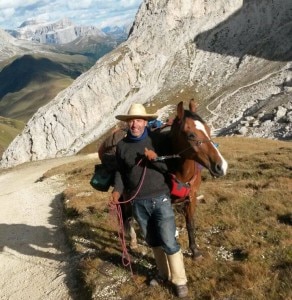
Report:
0,0,143,30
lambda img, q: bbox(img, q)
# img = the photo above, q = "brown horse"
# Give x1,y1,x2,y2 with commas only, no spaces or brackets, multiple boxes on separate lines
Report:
168,99,228,258
121,99,228,258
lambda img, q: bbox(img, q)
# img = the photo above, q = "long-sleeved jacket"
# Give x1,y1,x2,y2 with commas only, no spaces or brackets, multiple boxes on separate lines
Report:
114,129,170,199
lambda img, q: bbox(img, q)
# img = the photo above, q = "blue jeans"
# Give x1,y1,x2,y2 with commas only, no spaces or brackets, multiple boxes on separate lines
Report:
132,194,180,255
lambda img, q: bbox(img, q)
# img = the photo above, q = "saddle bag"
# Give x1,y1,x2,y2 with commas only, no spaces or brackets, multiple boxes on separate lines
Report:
169,174,191,198
90,164,114,192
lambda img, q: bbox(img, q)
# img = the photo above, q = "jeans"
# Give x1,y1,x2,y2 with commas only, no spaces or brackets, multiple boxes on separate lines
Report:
132,193,180,255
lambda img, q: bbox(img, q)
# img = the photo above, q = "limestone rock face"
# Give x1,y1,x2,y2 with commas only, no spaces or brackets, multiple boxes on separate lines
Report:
1,0,292,168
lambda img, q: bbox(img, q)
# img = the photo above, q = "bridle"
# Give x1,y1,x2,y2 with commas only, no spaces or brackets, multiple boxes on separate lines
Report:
186,133,214,146
176,115,219,151
153,133,216,162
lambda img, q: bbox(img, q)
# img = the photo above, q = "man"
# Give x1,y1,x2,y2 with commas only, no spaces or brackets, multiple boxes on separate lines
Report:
110,103,188,298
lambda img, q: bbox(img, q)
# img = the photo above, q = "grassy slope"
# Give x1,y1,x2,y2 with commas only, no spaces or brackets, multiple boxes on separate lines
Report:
0,52,93,154
0,117,25,157
0,76,74,121
43,137,292,300
0,53,93,122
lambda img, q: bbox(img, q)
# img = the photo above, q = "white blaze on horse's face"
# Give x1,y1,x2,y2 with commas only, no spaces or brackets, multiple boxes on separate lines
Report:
194,120,210,138
194,120,228,176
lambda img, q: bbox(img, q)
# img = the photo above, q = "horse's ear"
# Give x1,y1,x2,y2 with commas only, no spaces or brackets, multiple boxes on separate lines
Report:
177,101,184,120
189,98,198,113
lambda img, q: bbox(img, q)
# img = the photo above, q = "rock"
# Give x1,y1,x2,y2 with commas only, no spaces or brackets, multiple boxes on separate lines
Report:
274,106,287,120
245,116,255,122
238,127,248,135
285,111,292,123
252,120,260,127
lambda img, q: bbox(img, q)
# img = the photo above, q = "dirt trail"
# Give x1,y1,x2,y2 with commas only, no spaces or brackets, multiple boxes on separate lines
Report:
0,155,95,300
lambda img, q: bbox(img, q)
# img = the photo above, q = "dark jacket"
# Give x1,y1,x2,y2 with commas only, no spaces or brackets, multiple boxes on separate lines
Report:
114,129,170,198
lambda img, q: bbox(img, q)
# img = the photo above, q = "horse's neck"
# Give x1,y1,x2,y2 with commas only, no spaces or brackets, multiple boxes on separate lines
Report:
176,158,197,181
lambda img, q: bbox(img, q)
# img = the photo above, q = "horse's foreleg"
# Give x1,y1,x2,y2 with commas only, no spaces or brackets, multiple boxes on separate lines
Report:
185,198,202,259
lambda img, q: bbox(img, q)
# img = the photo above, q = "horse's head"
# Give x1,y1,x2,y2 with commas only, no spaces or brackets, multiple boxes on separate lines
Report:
171,100,228,177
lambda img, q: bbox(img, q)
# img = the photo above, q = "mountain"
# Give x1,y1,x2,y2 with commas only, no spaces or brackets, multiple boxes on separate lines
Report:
0,28,19,59
6,19,128,59
0,19,127,123
0,26,71,62
0,28,45,61
4,17,128,63
55,34,121,61
1,0,292,168
4,17,126,65
101,25,130,43
7,18,107,45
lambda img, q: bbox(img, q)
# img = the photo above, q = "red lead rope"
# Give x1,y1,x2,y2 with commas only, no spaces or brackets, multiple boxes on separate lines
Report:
109,161,147,277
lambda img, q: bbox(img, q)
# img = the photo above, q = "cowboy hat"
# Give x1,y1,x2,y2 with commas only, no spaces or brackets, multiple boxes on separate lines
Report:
115,103,158,121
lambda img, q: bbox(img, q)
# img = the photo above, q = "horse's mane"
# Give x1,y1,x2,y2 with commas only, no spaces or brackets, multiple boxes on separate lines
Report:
183,110,206,124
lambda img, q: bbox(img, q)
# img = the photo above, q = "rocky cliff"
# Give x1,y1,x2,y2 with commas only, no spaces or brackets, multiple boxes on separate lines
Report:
1,0,292,168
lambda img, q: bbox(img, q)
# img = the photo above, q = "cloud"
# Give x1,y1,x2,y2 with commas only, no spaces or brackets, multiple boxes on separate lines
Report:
0,0,142,30
67,0,93,10
0,0,42,10
120,0,141,7
0,8,15,19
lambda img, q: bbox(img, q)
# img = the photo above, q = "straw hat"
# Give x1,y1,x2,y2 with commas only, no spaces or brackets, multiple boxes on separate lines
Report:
115,103,158,121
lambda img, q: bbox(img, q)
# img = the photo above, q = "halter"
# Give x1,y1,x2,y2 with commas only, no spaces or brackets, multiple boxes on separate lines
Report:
187,135,214,146
174,112,217,147
153,135,217,194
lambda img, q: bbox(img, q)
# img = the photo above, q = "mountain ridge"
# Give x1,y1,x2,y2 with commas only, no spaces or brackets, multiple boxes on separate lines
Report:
6,18,128,45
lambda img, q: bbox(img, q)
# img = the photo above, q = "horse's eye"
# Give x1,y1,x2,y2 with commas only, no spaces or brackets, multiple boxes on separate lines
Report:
196,140,202,146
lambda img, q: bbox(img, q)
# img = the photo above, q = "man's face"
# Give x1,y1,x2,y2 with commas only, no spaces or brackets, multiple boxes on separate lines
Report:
127,118,148,137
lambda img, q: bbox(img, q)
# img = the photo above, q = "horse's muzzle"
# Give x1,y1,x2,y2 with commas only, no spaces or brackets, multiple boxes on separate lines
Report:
210,160,228,177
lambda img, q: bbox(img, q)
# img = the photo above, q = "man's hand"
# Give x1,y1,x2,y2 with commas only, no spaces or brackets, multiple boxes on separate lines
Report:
145,147,158,161
110,191,120,204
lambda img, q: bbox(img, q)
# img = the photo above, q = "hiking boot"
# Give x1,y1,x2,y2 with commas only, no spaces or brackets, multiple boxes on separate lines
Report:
175,284,188,298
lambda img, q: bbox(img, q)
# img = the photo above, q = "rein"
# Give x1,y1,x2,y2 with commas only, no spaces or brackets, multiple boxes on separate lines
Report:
109,159,147,279
152,146,193,162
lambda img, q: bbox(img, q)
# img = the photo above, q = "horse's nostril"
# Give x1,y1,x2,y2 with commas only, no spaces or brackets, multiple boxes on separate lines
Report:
215,164,224,176
213,160,228,176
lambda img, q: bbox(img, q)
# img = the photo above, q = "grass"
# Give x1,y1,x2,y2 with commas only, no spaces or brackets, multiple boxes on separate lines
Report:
43,136,292,300
0,76,74,121
0,116,25,157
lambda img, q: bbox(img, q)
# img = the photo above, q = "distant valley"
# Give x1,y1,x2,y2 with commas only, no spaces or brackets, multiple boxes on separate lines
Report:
0,18,129,156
